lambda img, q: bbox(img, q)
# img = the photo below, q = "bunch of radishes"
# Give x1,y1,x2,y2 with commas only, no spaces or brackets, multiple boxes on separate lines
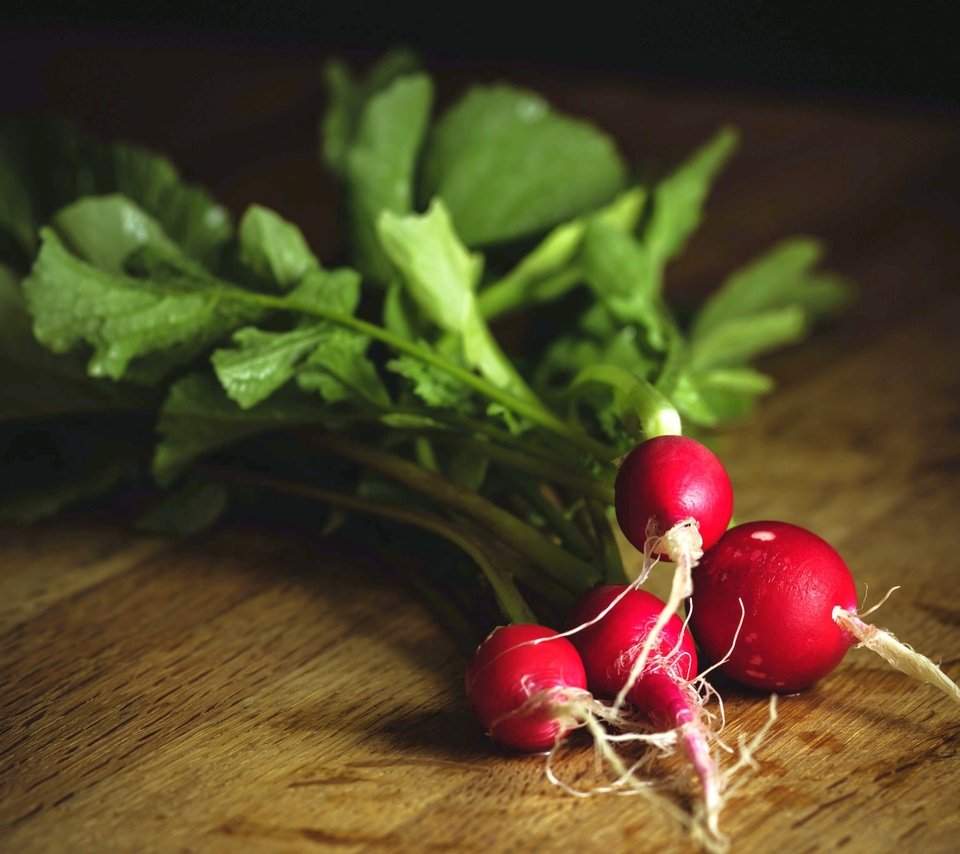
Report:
466,434,960,848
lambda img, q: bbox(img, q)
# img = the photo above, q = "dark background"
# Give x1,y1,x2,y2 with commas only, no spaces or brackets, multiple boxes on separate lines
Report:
3,2,959,108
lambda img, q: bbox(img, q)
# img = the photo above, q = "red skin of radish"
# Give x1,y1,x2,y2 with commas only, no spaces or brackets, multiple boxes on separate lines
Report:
567,586,698,727
466,624,588,752
615,435,734,555
689,520,859,692
568,586,724,836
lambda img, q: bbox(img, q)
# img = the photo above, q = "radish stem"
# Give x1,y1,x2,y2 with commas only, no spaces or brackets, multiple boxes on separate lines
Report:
418,431,615,504
204,465,544,622
226,287,618,461
516,480,595,561
306,433,601,593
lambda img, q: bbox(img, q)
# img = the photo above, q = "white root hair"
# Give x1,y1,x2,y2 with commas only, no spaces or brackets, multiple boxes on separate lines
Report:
833,603,960,706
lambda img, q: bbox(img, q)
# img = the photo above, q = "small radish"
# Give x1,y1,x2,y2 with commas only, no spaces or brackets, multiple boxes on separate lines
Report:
616,435,734,561
466,623,683,803
612,435,735,726
465,624,589,752
690,521,960,702
568,585,728,843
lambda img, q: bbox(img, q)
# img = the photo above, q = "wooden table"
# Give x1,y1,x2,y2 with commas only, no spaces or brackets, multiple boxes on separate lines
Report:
2,35,959,852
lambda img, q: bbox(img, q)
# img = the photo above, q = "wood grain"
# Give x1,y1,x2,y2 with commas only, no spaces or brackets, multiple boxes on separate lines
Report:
2,38,959,852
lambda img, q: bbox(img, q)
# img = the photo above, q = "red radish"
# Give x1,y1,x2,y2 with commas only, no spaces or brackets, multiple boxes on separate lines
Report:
466,622,702,818
611,436,735,741
615,435,734,560
690,521,960,702
568,586,727,842
465,624,588,752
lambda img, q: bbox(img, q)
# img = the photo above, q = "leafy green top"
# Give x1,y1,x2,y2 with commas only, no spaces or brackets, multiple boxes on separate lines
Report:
0,55,852,624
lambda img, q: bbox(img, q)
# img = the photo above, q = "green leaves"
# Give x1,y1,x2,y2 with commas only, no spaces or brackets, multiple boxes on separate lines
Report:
0,118,230,263
387,355,474,411
687,238,852,374
378,199,483,332
422,86,627,246
378,200,531,398
345,75,434,283
1,262,138,421
153,374,331,485
136,478,229,536
665,238,852,427
0,422,138,523
691,238,852,338
210,262,386,410
688,306,808,370
212,323,387,410
238,205,320,289
581,218,667,349
3,58,859,623
212,326,335,409
22,200,380,400
321,50,422,177
23,225,258,383
110,143,232,264
477,187,645,320
53,195,182,273
646,127,738,264
320,54,433,284
0,130,40,256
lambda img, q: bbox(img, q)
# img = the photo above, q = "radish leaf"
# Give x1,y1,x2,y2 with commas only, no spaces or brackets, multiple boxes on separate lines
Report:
345,75,433,283
422,86,627,247
238,205,320,290
646,127,738,264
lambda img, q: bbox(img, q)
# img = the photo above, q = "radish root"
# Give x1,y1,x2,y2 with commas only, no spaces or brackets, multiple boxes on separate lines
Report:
546,694,679,795
510,675,775,854
545,693,724,851
690,694,780,854
614,518,703,711
833,607,960,705
491,687,678,794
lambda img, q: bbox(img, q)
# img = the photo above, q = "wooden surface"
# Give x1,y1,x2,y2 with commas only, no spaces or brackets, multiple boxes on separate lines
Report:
2,36,960,853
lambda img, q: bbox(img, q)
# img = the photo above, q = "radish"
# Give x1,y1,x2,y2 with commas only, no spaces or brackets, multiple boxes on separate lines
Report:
465,623,692,807
690,521,960,702
611,435,735,734
616,435,734,561
465,624,589,752
568,585,730,843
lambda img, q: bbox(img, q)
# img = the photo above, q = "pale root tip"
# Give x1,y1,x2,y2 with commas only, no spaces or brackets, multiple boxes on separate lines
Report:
833,607,960,706
656,518,704,566
681,719,726,851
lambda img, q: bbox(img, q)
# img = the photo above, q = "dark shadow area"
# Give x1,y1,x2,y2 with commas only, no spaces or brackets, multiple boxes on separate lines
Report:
4,4,959,104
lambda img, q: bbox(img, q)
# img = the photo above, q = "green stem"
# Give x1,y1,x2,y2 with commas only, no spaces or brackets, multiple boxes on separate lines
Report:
631,377,681,439
410,431,615,505
586,497,629,585
652,310,688,410
516,480,595,562
414,437,440,472
478,266,582,321
442,410,583,469
270,401,615,499
305,433,600,595
569,363,681,439
204,466,540,624
462,310,541,404
401,568,480,654
231,289,615,462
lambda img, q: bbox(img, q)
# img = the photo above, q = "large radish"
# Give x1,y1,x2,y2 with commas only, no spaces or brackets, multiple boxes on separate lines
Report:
690,520,960,702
